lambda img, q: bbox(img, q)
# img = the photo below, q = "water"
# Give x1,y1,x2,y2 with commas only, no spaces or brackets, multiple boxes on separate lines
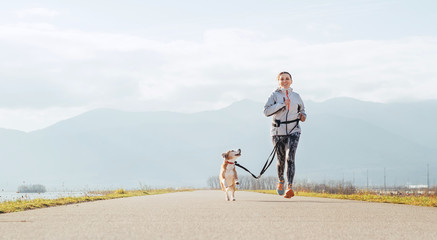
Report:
0,192,97,202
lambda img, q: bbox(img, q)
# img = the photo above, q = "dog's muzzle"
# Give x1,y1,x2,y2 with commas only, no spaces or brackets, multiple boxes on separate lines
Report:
235,149,241,156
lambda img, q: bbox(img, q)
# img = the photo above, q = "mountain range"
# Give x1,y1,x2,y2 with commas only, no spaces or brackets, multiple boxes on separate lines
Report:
1,98,436,191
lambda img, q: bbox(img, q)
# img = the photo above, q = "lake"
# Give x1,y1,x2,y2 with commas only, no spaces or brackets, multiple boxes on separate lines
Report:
0,192,97,202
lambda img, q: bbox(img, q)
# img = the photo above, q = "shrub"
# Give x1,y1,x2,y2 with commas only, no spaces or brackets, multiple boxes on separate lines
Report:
114,188,126,194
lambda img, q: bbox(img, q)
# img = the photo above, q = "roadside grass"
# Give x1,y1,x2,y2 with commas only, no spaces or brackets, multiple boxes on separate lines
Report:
0,188,190,214
250,190,437,207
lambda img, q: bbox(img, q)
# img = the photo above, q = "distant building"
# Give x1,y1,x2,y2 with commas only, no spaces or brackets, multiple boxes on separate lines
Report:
408,185,428,189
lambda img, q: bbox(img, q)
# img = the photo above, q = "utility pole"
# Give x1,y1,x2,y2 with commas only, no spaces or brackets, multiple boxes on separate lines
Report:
366,169,369,190
353,171,355,186
341,173,344,185
427,163,430,191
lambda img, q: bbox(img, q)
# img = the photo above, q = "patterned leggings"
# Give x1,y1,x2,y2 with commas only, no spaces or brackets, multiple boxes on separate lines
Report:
272,132,301,185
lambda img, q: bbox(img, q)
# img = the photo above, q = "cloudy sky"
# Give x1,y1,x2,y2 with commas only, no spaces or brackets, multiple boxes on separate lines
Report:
1,0,436,131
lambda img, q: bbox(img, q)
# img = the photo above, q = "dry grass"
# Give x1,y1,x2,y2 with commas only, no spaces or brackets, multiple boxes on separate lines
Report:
0,188,191,214
250,190,437,207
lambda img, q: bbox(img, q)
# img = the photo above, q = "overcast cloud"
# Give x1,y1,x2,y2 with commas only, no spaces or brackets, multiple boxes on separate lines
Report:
1,1,436,131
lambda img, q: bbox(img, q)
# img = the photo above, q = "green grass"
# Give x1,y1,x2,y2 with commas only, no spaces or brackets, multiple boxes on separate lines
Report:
0,188,190,214
250,190,437,207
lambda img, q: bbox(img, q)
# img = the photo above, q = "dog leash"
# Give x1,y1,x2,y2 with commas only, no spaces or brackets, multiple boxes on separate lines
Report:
234,138,280,179
235,119,300,179
234,162,259,179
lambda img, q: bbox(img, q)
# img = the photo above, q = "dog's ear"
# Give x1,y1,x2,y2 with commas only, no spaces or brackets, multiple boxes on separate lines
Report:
221,152,228,159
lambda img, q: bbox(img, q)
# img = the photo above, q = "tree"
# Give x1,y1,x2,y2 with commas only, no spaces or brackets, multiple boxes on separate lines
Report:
17,184,47,193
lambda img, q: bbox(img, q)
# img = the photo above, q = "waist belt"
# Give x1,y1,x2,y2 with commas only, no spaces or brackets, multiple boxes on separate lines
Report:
272,119,299,127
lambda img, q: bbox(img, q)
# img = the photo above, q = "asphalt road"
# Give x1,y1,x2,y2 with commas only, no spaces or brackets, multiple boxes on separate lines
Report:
1,190,437,240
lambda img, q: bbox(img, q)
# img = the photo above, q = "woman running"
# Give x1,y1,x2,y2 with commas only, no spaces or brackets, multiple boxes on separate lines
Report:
263,71,306,198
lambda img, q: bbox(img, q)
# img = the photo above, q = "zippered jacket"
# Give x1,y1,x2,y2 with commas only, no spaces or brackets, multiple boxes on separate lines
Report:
263,87,306,136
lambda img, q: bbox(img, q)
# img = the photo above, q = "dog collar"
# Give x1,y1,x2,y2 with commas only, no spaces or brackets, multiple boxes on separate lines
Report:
226,161,234,164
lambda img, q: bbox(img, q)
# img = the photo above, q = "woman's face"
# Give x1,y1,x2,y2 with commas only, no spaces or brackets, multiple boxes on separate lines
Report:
278,74,292,89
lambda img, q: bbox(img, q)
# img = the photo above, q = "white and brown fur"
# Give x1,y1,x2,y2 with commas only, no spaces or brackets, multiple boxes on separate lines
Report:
219,149,241,201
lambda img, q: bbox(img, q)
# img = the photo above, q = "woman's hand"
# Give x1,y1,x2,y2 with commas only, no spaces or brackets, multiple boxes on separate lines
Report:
284,99,290,108
299,113,306,122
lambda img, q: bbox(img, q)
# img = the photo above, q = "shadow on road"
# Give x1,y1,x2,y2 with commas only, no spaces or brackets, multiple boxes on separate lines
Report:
243,200,348,204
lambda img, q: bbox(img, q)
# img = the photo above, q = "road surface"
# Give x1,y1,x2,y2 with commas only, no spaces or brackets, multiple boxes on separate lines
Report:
1,190,437,239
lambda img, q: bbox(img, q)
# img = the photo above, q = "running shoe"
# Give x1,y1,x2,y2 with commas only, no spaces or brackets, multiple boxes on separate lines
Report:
284,184,295,198
276,180,285,195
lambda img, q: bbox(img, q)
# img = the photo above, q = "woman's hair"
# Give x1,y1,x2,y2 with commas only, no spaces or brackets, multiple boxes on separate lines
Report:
277,71,292,80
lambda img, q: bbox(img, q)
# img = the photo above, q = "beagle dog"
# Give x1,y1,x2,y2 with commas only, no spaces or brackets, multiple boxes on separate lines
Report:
219,149,241,201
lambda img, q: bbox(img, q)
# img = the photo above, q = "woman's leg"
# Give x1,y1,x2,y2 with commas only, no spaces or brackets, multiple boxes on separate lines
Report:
273,136,287,182
286,132,301,185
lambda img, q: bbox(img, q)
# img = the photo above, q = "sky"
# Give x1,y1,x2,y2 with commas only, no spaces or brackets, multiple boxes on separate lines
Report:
1,0,436,132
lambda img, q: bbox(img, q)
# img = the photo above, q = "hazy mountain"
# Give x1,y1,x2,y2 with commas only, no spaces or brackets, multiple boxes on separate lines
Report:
0,98,436,191
306,98,437,150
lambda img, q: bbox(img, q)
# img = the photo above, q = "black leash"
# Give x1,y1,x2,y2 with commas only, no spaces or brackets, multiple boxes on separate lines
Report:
235,143,279,179
234,162,258,179
235,118,300,179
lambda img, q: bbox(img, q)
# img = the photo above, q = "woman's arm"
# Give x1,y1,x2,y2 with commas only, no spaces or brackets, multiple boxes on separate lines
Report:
264,92,286,117
297,94,307,122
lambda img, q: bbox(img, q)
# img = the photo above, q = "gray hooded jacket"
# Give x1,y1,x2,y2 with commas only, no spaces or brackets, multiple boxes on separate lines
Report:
263,87,306,136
